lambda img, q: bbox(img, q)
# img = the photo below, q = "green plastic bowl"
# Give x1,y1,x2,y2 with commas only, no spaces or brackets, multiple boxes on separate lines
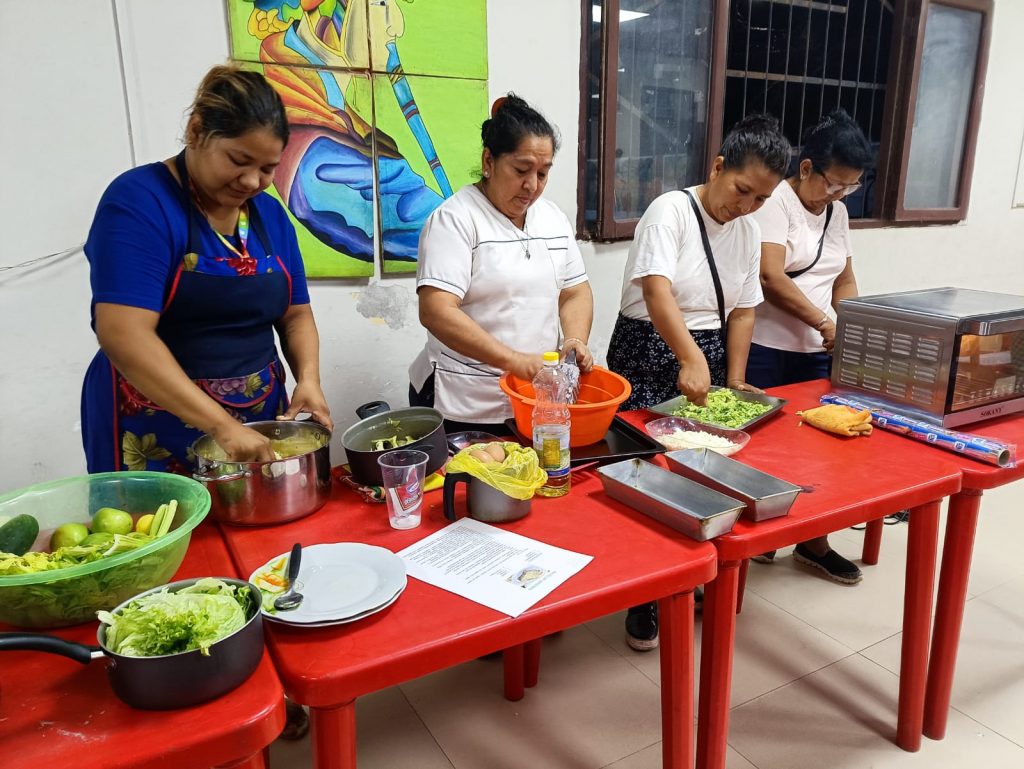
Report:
0,472,211,629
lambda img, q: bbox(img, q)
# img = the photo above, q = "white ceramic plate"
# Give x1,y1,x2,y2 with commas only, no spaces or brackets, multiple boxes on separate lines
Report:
250,543,407,623
262,580,407,628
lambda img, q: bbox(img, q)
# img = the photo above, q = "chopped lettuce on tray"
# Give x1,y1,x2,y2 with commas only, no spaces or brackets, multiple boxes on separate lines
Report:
671,389,771,428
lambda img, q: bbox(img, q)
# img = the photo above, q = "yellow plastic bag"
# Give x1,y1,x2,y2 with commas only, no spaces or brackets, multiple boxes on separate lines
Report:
445,442,548,500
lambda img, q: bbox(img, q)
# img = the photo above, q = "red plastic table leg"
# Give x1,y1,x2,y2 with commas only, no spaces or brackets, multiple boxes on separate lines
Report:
897,500,940,752
215,753,266,769
863,517,883,565
659,591,695,769
524,637,542,689
503,644,525,701
696,560,741,769
311,702,357,769
736,559,749,615
924,489,983,740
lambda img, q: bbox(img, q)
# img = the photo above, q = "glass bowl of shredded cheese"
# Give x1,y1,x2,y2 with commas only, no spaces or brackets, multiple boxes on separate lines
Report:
645,417,750,457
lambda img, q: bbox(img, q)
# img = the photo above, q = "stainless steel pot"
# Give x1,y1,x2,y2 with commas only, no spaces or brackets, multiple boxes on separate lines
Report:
191,420,332,526
341,402,448,487
0,577,263,710
443,472,532,524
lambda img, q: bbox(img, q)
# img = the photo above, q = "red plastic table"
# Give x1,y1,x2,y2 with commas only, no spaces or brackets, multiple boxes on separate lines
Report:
217,470,717,769
0,522,285,769
875,412,1024,740
622,378,963,769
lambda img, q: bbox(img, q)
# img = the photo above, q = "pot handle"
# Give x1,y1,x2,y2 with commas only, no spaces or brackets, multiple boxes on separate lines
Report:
193,470,251,484
0,633,103,663
356,401,391,419
443,471,472,522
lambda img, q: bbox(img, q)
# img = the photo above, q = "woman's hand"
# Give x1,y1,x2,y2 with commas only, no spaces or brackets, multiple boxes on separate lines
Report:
677,354,711,406
279,381,334,430
560,338,594,373
213,421,277,462
508,351,545,381
819,318,837,352
727,379,765,395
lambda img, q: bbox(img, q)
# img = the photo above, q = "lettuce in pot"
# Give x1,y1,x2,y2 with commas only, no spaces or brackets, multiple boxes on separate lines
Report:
99,578,250,657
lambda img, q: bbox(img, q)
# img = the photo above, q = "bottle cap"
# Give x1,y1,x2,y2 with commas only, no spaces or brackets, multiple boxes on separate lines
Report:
542,351,559,363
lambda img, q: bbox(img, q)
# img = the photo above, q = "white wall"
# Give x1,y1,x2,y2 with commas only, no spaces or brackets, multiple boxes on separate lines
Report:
1,0,1023,489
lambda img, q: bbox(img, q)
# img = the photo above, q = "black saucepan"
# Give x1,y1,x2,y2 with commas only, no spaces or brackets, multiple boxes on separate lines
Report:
341,401,448,486
0,577,263,710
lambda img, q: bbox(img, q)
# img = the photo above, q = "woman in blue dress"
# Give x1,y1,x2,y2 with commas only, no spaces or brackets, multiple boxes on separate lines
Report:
81,65,332,475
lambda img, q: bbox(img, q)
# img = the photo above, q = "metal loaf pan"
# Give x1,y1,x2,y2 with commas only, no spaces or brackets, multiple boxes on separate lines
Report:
596,459,745,541
649,386,787,431
664,449,800,522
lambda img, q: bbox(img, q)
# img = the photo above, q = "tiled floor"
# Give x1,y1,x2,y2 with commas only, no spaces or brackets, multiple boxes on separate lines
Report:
271,480,1024,769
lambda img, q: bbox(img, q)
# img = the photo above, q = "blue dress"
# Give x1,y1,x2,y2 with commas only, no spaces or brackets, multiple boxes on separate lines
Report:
81,153,310,474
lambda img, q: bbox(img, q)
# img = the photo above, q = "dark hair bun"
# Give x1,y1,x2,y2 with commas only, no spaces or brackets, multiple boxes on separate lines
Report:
719,112,791,177
481,92,560,160
799,109,873,172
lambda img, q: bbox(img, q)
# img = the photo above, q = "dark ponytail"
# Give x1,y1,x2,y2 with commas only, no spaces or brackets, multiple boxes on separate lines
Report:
799,109,873,173
481,93,560,159
189,65,289,146
719,113,790,176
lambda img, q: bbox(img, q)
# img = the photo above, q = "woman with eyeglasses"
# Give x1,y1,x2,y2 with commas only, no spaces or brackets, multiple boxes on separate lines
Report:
746,109,873,585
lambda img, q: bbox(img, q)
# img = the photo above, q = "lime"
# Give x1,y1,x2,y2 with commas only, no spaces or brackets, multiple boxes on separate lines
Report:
135,513,156,535
80,532,115,549
50,522,90,550
92,507,134,536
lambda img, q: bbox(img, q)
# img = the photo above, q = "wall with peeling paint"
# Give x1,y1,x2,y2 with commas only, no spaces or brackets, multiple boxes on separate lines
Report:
2,0,1023,488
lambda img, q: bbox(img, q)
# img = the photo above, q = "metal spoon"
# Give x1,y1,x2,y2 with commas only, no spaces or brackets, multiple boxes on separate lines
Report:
274,543,304,612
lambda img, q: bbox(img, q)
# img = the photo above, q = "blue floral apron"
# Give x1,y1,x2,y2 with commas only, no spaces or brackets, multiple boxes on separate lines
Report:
83,152,293,474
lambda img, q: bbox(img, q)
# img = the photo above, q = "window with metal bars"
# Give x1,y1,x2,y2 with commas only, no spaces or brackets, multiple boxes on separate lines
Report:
724,0,893,219
579,0,993,239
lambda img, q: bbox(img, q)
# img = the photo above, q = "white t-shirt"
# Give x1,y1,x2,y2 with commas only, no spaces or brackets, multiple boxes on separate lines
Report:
752,180,853,353
409,184,589,422
618,188,763,329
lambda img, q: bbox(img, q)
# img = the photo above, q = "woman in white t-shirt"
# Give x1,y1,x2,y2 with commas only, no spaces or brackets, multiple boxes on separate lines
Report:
607,115,791,652
409,95,593,430
747,110,873,585
607,114,790,415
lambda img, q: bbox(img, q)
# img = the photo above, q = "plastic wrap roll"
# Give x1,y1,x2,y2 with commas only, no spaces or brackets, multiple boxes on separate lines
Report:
820,394,1016,468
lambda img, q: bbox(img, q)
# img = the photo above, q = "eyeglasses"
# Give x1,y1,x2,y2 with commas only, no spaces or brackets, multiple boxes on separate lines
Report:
815,168,862,197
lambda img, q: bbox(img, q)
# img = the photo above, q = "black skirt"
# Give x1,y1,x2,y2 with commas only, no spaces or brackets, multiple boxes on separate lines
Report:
607,313,726,411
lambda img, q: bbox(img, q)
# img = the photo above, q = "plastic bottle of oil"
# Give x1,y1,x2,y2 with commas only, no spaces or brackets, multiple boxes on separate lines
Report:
532,352,571,497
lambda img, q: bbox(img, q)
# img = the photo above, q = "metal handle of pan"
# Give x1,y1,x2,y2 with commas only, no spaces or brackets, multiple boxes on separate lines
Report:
193,470,251,483
0,632,104,663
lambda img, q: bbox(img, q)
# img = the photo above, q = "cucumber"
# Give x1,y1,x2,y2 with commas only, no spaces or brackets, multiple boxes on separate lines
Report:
0,514,40,556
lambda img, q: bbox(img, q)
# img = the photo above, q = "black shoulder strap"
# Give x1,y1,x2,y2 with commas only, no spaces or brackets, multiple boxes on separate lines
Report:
785,202,833,279
683,188,726,328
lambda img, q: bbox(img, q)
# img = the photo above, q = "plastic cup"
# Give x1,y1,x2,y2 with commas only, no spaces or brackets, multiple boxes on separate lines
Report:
377,449,429,530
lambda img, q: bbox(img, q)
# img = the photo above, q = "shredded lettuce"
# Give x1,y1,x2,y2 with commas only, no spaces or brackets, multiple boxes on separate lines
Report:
671,389,771,428
98,578,250,657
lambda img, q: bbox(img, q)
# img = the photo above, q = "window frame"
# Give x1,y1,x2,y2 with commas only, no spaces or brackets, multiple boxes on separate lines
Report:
887,0,993,222
576,0,729,240
580,0,994,240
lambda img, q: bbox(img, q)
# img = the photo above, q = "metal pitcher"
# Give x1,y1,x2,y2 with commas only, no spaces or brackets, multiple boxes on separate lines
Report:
443,472,532,524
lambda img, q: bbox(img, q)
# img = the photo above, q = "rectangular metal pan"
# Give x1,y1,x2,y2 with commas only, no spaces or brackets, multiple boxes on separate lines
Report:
649,386,787,431
596,459,745,541
664,449,801,522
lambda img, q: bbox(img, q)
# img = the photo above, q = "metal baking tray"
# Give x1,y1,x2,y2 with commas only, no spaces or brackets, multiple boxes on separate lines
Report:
596,458,745,541
504,415,664,467
664,449,801,522
649,386,787,431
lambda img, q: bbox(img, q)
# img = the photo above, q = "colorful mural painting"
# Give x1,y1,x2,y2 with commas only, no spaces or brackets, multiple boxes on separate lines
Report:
227,0,488,277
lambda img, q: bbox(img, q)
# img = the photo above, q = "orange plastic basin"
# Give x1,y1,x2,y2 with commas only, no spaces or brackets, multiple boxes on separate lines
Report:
499,366,632,447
